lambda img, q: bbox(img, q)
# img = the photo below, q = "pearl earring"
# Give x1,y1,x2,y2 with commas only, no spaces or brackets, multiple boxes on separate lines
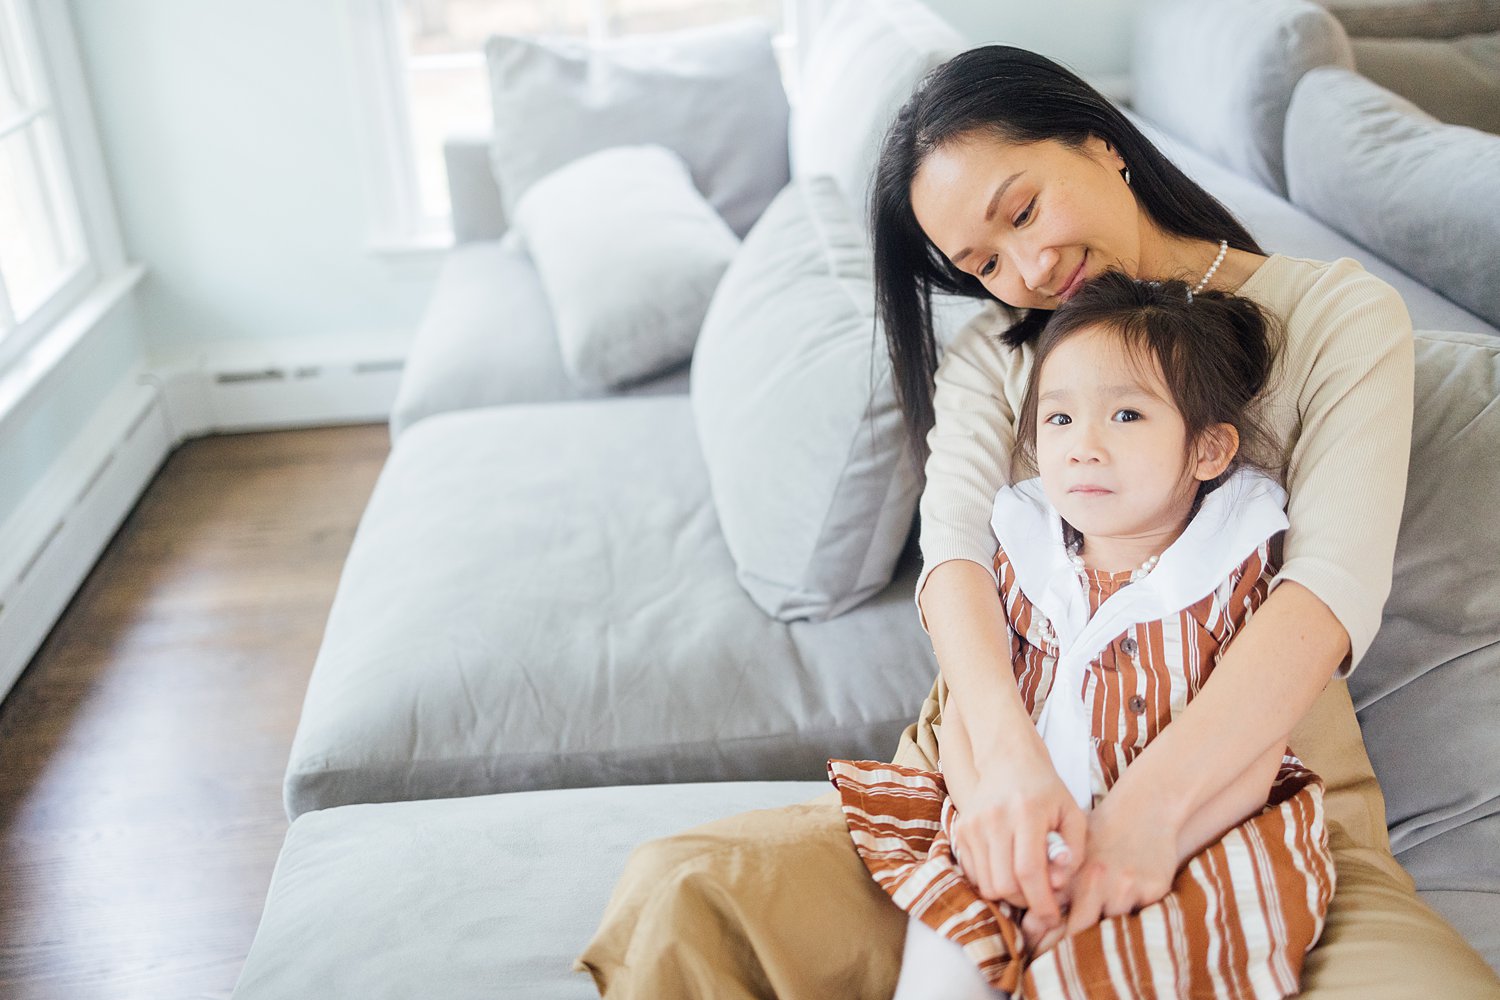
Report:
1124,166,1131,186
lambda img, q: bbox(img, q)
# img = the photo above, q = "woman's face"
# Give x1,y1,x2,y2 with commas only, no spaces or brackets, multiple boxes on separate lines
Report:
910,133,1145,311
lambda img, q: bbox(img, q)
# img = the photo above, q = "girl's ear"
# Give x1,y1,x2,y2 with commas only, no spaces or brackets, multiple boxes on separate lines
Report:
1192,423,1240,482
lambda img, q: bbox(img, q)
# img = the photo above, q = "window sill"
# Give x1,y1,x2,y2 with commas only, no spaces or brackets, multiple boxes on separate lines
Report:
0,264,147,436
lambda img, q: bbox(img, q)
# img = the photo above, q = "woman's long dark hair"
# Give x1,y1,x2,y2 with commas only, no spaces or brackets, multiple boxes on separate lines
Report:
871,45,1265,476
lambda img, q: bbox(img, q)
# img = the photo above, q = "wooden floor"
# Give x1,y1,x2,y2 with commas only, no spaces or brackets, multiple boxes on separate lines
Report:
0,424,391,1000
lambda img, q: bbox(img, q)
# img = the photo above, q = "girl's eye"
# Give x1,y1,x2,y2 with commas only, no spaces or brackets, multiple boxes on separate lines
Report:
1013,197,1036,226
1114,409,1142,422
979,256,998,278
1044,413,1071,426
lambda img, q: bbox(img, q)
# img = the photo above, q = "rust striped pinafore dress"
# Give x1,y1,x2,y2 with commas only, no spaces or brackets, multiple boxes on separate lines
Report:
828,470,1336,999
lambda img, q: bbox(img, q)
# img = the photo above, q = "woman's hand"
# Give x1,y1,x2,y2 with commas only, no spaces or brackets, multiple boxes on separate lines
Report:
948,739,1088,937
1060,782,1179,941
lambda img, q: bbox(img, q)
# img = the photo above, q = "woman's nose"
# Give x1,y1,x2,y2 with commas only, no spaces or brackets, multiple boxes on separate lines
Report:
1014,245,1061,295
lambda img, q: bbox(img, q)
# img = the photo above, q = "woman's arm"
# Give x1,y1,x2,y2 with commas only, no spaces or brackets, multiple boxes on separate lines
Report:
922,560,1087,930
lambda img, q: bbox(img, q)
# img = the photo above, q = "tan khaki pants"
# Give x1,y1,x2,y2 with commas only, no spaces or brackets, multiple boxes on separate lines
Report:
576,681,1500,998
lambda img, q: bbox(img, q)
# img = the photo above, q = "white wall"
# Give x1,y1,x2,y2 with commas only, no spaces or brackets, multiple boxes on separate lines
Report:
929,0,1137,78
65,0,441,362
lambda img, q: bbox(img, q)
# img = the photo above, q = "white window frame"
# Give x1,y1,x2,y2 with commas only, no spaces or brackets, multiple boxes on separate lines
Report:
0,0,130,378
347,0,812,255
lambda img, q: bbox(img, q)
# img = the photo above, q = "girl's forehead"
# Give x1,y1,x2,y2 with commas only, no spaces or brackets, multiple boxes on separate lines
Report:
1038,328,1170,398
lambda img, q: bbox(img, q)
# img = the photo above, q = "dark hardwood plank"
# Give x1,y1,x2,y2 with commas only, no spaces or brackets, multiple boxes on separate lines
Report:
0,423,390,1000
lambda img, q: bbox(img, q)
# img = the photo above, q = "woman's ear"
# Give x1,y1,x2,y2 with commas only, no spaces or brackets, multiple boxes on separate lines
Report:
1087,135,1126,172
1192,423,1240,481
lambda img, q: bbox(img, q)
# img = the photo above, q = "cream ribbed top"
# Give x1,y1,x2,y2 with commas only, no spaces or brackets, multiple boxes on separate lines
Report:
915,254,1415,673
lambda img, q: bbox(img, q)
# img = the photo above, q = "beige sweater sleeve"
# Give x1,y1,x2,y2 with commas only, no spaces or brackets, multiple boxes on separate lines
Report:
913,302,1032,631
914,256,1414,674
1258,257,1414,674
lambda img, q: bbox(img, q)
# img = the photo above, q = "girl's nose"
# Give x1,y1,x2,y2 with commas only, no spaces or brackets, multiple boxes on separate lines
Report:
1068,428,1106,464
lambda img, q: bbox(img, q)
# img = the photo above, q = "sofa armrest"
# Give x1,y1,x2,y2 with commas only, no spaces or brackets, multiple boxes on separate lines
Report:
444,132,508,244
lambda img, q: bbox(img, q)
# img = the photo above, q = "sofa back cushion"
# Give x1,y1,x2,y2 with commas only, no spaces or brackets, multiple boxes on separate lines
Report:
1350,330,1500,872
1284,66,1500,329
1131,0,1354,194
791,0,965,222
691,176,916,622
484,18,789,238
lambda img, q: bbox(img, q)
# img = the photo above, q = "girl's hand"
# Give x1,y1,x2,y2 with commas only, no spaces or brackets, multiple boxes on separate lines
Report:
1062,784,1178,940
949,748,1088,937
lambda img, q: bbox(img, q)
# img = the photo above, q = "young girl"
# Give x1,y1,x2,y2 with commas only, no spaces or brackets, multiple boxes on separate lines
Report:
828,272,1335,999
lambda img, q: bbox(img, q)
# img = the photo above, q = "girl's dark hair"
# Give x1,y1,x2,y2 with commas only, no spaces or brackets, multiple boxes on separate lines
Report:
871,45,1265,475
1013,270,1281,496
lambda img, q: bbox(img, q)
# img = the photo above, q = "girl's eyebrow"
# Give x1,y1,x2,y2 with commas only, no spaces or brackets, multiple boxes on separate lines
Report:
949,171,1025,265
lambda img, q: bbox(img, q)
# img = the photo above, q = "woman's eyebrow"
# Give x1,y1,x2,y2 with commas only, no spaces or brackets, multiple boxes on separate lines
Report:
950,171,1024,265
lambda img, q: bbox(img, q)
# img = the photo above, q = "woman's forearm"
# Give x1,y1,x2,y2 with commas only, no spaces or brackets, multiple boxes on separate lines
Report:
918,559,1049,764
1108,581,1349,838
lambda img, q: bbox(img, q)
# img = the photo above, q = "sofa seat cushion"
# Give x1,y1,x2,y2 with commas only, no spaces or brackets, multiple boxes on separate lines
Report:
388,234,689,441
285,397,937,818
233,781,828,1000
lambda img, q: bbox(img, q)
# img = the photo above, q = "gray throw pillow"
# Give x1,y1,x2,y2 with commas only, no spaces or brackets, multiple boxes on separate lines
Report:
484,19,789,239
1284,66,1500,328
513,145,739,390
1131,0,1354,194
691,176,916,622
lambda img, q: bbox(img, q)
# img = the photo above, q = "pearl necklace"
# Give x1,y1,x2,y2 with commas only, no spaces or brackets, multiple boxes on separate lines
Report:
1067,546,1161,584
1189,240,1229,300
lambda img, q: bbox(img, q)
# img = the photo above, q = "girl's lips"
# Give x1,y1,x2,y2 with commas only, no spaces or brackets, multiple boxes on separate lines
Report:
1057,253,1089,301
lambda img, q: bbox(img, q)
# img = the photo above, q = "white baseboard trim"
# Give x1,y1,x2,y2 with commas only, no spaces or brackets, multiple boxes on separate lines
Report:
0,364,173,701
0,335,410,702
145,333,408,437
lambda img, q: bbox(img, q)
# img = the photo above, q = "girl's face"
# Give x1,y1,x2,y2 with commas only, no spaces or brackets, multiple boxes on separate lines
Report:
1033,325,1234,546
910,133,1145,311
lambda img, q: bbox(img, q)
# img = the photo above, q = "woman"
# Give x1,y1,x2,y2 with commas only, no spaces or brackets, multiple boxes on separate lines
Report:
576,46,1498,998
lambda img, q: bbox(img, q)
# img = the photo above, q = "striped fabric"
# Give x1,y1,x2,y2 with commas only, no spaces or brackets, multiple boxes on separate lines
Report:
828,545,1336,998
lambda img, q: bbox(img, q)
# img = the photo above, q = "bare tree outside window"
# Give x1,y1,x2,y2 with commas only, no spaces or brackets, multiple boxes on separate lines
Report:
395,0,784,227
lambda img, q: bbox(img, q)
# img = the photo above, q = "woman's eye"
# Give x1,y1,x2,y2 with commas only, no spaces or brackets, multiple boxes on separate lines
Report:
979,256,997,278
1114,409,1142,422
1045,413,1071,426
1013,197,1036,226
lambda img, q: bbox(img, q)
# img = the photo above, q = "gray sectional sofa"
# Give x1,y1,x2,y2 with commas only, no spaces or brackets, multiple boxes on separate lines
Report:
233,1,1500,996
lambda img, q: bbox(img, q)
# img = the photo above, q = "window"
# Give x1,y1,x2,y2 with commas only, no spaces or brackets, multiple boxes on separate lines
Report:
0,0,89,347
354,0,790,248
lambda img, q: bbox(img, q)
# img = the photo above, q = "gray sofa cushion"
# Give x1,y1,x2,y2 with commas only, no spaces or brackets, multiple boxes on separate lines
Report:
1349,331,1500,856
1351,32,1500,134
514,145,739,390
285,397,937,818
233,781,828,1000
791,0,964,219
1400,815,1500,974
484,19,789,239
692,177,917,622
1285,67,1500,329
1131,0,1354,194
387,235,688,442
1126,108,1500,338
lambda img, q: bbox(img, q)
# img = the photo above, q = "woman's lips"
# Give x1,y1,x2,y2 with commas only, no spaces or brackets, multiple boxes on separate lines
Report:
1057,253,1089,301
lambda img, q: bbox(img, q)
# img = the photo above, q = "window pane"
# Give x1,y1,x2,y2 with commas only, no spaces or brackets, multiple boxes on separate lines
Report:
0,0,37,122
607,0,781,35
0,122,72,322
407,62,490,221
